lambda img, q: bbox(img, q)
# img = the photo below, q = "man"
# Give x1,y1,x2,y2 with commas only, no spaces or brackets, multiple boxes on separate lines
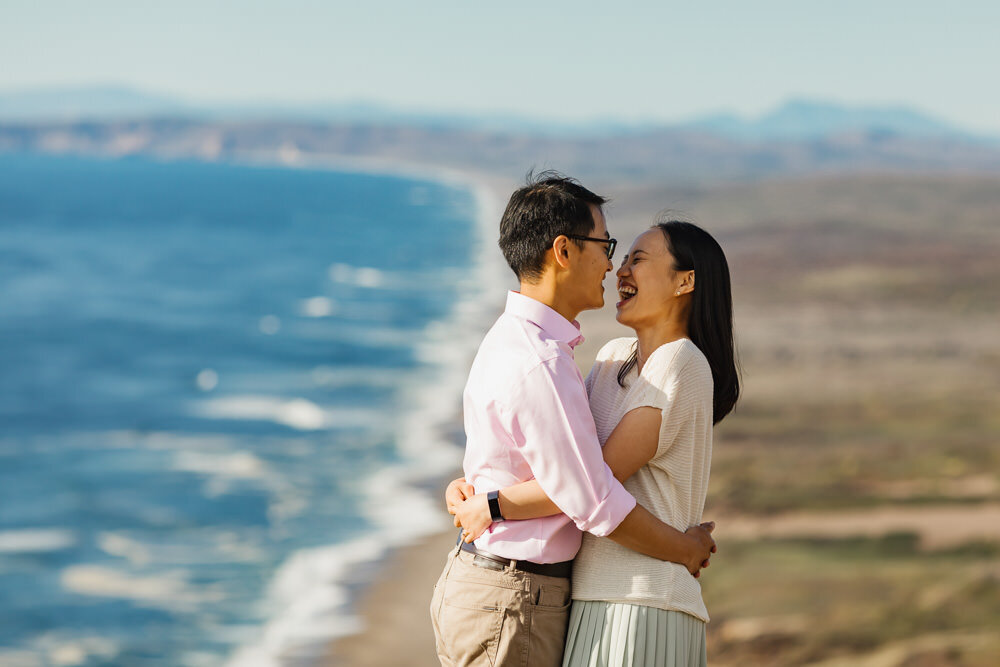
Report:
429,173,715,667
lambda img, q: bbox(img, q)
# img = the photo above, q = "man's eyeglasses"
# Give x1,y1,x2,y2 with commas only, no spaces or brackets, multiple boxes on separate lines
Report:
566,235,617,260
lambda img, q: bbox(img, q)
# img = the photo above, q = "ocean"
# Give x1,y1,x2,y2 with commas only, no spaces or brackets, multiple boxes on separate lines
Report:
0,152,505,666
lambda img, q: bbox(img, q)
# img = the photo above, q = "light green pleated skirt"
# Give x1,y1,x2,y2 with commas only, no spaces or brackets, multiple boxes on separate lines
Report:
562,600,707,667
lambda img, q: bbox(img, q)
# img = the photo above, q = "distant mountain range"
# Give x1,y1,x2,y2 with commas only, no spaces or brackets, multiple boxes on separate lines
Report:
676,99,970,141
0,86,988,142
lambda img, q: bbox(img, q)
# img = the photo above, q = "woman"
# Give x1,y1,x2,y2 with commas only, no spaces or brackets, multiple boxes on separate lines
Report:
450,220,739,666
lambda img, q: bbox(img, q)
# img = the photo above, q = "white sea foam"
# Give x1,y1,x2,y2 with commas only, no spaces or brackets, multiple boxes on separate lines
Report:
191,395,383,432
225,172,509,667
0,529,76,554
121,430,312,528
98,532,152,566
172,450,268,479
298,296,336,318
47,637,119,667
0,636,121,667
196,368,219,391
194,396,325,430
327,262,470,293
9,635,121,667
0,648,43,667
328,263,384,288
95,528,267,567
61,565,223,611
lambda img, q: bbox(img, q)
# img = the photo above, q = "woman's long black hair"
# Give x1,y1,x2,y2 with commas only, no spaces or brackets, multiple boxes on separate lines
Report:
617,220,740,424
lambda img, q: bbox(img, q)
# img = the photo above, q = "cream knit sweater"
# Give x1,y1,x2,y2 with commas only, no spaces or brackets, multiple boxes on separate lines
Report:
571,337,714,622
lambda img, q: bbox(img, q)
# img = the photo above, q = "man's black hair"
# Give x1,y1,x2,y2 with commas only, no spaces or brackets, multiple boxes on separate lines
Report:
498,170,608,282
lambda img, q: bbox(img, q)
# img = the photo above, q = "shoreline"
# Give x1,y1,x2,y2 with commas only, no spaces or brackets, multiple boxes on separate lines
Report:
296,159,506,666
319,163,509,666
164,148,511,665
325,490,460,667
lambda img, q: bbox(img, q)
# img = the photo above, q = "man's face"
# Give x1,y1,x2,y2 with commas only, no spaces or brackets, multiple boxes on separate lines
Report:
573,205,615,311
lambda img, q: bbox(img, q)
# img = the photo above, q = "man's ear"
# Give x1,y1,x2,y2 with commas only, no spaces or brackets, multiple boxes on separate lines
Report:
551,235,572,269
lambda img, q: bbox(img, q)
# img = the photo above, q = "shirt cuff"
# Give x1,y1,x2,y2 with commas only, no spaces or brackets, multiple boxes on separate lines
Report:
574,480,636,537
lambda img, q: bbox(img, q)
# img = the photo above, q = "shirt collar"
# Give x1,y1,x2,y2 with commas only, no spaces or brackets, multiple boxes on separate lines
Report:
505,291,585,349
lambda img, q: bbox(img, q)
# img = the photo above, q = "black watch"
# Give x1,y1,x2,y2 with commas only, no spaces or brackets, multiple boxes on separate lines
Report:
487,490,505,522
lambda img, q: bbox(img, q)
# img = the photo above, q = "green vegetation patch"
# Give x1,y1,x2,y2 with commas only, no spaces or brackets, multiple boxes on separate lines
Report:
703,535,1000,666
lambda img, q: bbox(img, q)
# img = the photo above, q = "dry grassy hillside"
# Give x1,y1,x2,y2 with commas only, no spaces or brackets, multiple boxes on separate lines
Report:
574,173,1000,666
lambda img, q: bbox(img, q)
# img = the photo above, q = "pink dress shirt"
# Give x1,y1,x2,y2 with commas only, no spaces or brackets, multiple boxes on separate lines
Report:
462,291,637,563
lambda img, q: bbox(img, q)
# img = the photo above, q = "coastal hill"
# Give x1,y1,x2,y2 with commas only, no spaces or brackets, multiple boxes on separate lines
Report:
3,117,1000,186
2,88,1000,184
0,86,988,141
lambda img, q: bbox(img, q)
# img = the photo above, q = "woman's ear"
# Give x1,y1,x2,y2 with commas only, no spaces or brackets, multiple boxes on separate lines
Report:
676,270,695,296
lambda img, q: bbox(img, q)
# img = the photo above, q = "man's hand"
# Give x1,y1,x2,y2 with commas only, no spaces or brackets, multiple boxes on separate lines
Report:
454,494,493,542
445,477,475,515
684,521,717,578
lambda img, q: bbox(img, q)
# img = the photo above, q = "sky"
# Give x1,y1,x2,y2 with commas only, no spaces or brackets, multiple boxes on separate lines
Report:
2,1,999,132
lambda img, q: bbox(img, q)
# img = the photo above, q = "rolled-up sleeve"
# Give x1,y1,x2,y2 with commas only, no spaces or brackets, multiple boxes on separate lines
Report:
502,355,636,536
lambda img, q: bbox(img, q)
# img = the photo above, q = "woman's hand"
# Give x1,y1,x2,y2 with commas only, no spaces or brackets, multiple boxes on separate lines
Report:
454,494,493,542
684,521,717,578
445,477,475,516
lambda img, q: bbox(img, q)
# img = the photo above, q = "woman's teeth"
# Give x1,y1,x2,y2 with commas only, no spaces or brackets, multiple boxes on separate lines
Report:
618,286,637,301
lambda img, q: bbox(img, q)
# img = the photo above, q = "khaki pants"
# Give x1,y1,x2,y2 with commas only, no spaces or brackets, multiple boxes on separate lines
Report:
429,545,571,667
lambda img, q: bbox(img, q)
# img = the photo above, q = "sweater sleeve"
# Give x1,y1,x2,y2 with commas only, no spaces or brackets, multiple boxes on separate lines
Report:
624,343,712,460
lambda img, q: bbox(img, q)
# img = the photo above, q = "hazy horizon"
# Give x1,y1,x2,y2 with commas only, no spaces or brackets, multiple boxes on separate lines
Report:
2,1,999,133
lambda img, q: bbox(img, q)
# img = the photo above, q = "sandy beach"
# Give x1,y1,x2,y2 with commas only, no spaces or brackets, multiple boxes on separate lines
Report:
326,528,457,666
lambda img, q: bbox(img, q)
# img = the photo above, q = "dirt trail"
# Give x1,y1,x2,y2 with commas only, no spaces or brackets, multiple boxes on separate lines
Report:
720,503,1000,549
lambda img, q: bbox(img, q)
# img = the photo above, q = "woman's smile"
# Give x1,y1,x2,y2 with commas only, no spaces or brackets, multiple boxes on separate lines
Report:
616,282,637,308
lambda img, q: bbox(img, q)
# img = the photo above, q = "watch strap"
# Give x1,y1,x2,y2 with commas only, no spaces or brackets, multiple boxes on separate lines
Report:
487,490,505,522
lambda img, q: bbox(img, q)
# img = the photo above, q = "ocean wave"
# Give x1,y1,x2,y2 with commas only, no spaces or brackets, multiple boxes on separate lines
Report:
191,395,383,431
225,175,508,667
172,450,269,479
9,635,120,667
326,262,469,292
60,565,224,611
224,462,457,666
0,529,76,554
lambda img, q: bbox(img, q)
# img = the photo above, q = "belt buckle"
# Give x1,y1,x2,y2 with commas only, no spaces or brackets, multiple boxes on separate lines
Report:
472,554,507,572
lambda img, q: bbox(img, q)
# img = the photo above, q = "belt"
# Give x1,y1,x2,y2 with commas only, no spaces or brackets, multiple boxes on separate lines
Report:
457,533,573,579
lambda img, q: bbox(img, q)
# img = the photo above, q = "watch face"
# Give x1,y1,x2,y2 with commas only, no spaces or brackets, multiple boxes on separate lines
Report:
488,490,504,521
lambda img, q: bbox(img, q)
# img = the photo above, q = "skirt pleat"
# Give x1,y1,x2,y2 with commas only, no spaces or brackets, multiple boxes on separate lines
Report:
622,604,637,665
562,600,706,667
632,606,648,666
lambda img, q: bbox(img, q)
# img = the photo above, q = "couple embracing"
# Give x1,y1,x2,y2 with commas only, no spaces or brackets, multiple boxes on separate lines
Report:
430,172,739,667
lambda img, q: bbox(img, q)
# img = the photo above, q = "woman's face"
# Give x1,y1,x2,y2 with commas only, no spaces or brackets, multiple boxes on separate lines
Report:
615,229,688,327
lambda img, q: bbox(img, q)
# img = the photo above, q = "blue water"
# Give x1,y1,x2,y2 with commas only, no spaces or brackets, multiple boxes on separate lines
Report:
0,153,480,665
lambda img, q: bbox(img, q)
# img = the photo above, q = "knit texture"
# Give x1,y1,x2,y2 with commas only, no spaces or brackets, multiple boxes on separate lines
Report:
572,337,714,622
